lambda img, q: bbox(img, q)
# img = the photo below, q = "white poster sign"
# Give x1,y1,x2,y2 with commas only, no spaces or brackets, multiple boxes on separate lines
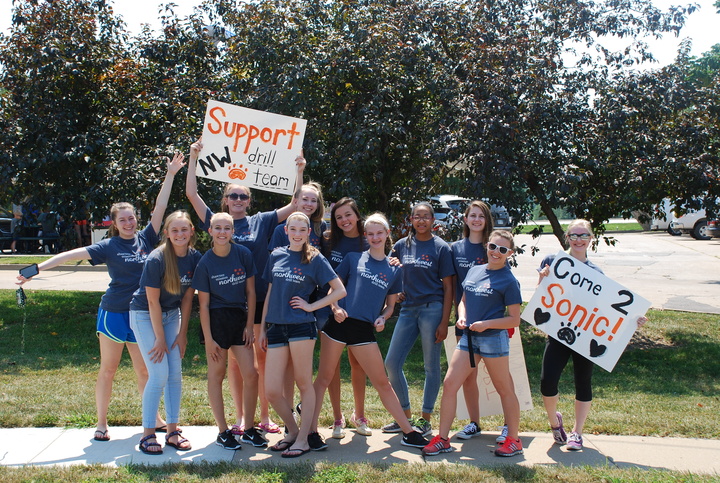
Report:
521,251,651,372
444,330,534,419
198,100,307,195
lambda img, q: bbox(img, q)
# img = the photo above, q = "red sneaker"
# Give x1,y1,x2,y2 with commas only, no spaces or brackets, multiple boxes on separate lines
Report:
494,437,523,457
422,435,453,456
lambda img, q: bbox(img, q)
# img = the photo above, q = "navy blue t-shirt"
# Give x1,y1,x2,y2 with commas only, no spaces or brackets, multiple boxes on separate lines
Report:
335,251,403,324
130,247,202,312
462,264,522,337
192,243,257,309
263,247,338,325
85,225,159,313
391,236,455,306
200,207,277,300
451,238,488,305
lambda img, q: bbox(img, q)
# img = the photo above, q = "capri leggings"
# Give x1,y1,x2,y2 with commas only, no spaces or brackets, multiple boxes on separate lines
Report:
540,337,593,402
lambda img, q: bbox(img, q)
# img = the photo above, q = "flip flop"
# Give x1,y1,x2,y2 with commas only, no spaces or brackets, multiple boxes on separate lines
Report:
155,425,168,433
269,438,296,452
281,447,311,458
93,429,110,441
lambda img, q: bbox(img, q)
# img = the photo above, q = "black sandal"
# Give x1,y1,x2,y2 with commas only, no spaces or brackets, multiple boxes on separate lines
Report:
94,429,110,441
165,429,191,451
139,434,163,455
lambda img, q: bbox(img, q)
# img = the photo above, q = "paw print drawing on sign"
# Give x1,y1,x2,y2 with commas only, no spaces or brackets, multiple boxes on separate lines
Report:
557,321,581,345
228,163,248,180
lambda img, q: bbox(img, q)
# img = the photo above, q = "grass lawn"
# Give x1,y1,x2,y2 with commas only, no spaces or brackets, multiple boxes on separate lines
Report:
514,221,644,235
1,289,718,481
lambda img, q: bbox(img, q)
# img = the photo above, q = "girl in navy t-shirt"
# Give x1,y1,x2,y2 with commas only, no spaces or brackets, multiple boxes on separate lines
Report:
309,213,430,449
259,212,346,457
192,212,264,450
129,211,201,454
423,230,523,458
383,202,455,435
17,154,185,442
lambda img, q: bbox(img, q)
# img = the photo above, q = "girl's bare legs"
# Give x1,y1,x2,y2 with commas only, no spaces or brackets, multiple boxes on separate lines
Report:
573,400,592,435
95,336,125,435
348,350,367,420
253,324,276,427
285,339,317,453
456,335,480,424
227,351,244,430
484,356,520,440
311,334,346,431
436,348,478,438
265,346,297,440
206,348,230,432
543,394,561,428
230,344,259,429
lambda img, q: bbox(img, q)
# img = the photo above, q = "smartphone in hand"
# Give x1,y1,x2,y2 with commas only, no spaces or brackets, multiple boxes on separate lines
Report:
19,263,39,279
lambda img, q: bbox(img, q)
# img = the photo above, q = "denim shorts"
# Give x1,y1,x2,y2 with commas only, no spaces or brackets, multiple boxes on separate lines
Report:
456,330,509,358
96,308,136,343
266,321,317,348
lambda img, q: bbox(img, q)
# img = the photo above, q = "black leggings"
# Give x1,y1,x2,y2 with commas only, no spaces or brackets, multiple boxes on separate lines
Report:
540,337,594,402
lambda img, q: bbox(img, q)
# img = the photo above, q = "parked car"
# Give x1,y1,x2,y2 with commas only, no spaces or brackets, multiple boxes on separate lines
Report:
706,219,720,238
645,199,680,235
0,206,16,252
429,195,512,231
670,209,711,240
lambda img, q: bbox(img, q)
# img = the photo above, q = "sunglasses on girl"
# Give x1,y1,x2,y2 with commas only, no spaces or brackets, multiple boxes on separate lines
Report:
567,233,591,241
226,193,250,201
487,243,511,255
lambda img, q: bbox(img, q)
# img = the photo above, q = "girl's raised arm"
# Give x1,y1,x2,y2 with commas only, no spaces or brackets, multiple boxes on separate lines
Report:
185,139,210,224
16,246,92,285
150,153,186,234
275,151,306,223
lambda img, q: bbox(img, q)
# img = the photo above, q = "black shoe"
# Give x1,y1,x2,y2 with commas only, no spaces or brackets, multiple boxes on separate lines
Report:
240,427,268,448
401,430,430,448
296,402,302,415
216,429,241,450
308,431,328,451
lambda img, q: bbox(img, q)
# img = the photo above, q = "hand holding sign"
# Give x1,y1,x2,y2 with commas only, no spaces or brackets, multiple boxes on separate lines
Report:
522,251,651,372
198,100,307,195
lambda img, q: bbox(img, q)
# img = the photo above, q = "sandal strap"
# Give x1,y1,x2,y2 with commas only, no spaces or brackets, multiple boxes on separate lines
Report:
166,430,188,444
139,434,158,444
166,429,183,439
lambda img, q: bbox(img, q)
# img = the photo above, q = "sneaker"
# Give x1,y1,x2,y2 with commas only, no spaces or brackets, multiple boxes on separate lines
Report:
567,431,583,450
496,425,508,444
295,402,302,415
216,429,241,450
421,434,453,455
351,413,372,436
494,437,523,457
456,421,481,440
381,420,404,433
402,430,431,449
308,431,328,451
331,418,346,439
551,412,567,445
240,427,268,448
412,417,432,437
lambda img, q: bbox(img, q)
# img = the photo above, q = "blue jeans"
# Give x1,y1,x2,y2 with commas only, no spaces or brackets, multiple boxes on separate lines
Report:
384,301,443,415
130,309,182,429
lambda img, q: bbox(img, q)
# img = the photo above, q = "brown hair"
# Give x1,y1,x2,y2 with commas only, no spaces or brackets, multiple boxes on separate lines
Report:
326,197,364,255
107,202,136,237
158,210,196,295
462,200,494,241
295,181,325,239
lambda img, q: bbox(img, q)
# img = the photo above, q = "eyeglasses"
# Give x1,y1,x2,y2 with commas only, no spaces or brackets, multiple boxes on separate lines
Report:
487,243,511,255
226,193,250,201
567,233,591,241
412,215,433,221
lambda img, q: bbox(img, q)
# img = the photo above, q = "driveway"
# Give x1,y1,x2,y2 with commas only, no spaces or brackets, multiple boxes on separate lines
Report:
512,231,720,315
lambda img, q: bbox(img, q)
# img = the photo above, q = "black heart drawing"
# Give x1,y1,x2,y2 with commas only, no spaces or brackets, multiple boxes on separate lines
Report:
589,339,607,357
534,308,551,325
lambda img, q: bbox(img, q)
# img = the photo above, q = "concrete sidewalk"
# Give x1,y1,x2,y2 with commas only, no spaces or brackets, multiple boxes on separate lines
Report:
1,426,718,475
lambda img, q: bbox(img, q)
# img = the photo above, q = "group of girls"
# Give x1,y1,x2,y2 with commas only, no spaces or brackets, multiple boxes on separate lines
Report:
16,137,638,459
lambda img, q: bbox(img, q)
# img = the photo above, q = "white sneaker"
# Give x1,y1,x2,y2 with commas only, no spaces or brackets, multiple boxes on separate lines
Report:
351,413,372,436
496,425,508,444
332,418,346,439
